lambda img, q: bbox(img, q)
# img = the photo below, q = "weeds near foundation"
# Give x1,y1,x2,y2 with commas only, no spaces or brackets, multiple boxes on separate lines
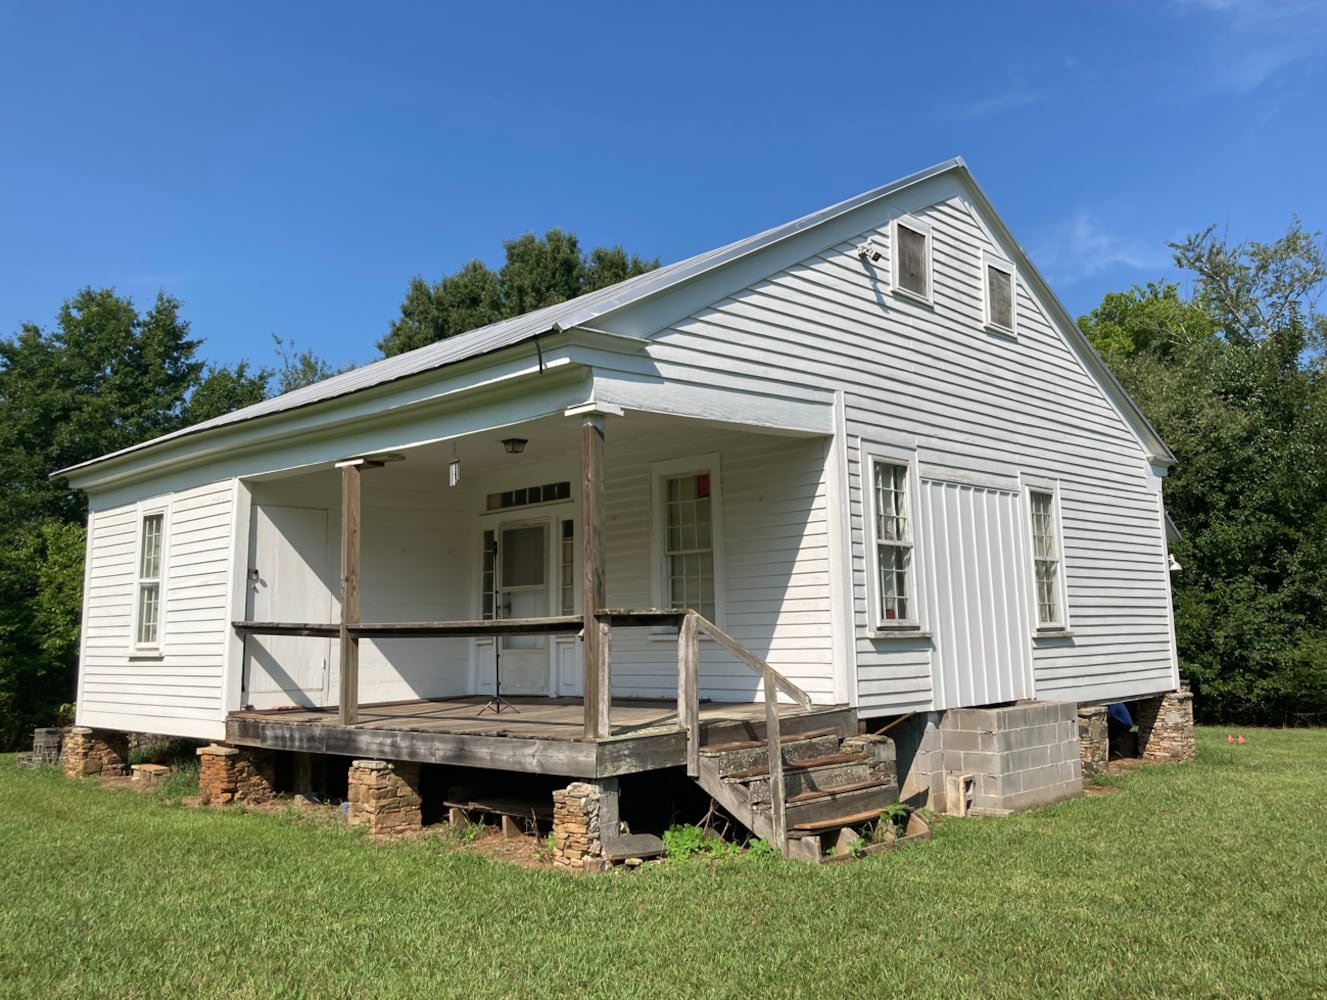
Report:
128,737,204,767
662,823,741,861
152,760,200,803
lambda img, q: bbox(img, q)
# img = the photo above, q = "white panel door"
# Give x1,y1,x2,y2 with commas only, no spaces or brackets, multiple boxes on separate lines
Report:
921,481,1032,710
495,522,552,696
245,505,333,708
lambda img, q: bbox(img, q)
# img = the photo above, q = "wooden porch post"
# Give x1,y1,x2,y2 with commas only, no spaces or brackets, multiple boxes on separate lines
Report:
581,414,609,739
336,458,383,726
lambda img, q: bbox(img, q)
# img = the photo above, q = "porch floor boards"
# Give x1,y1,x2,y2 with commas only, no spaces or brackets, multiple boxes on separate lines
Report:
225,696,855,778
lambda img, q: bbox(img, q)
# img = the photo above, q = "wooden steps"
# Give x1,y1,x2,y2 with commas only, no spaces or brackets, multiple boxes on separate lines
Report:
690,707,900,862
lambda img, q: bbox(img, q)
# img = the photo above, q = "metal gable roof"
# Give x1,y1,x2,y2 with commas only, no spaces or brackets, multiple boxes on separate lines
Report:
56,156,1174,479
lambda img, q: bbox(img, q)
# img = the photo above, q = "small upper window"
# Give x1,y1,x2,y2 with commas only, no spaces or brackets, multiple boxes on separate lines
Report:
985,256,1015,332
895,223,930,300
135,512,165,647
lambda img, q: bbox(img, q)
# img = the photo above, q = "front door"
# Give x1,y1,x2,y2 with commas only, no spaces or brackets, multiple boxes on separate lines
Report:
245,505,332,708
489,522,551,696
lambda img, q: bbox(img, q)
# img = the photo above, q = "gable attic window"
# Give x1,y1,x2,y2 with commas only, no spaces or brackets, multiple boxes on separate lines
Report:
984,253,1016,333
134,511,166,648
893,217,932,302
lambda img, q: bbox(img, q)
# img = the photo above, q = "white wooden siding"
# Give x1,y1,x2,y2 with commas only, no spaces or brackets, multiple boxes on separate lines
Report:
601,426,835,702
78,482,235,739
625,181,1175,713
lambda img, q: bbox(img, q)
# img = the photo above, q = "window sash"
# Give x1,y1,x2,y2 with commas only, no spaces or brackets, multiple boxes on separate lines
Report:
135,512,164,646
873,461,914,624
1030,491,1062,625
987,264,1013,329
897,225,928,298
663,472,715,619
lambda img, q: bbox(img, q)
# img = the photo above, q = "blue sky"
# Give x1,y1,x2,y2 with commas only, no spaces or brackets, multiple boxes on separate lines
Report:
1,1,1323,373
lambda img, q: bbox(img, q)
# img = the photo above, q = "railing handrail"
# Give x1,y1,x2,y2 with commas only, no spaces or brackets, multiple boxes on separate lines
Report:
676,609,811,855
233,616,584,639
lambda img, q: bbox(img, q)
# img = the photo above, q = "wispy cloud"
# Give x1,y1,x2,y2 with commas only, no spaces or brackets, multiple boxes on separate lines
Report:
1031,212,1172,285
949,88,1043,120
1172,0,1327,93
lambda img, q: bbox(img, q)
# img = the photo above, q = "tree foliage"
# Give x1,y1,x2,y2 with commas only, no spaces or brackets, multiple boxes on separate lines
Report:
378,229,658,357
1081,220,1327,724
0,288,347,748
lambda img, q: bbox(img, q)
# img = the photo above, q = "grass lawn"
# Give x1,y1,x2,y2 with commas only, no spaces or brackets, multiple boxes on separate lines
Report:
1,727,1324,999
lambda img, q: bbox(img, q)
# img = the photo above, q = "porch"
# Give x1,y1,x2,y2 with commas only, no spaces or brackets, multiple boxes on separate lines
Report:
225,693,858,779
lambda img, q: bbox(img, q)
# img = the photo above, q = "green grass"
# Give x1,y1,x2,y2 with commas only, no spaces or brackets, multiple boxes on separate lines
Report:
2,727,1324,998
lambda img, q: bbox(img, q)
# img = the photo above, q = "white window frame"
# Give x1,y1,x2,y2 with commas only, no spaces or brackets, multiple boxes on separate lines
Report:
983,250,1017,335
650,453,724,627
862,442,924,634
132,505,169,652
1023,477,1070,634
891,214,934,305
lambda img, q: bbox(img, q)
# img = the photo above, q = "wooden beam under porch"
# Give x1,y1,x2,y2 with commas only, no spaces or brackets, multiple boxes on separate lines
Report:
225,696,856,780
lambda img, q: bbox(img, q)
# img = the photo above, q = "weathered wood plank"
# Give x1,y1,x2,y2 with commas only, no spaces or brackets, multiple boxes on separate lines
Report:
765,667,787,853
596,619,612,738
339,462,361,726
581,414,607,739
233,622,340,638
596,609,687,628
233,616,583,638
225,717,601,777
679,612,699,777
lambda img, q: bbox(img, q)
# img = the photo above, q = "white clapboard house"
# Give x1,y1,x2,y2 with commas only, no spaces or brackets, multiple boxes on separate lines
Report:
58,160,1179,848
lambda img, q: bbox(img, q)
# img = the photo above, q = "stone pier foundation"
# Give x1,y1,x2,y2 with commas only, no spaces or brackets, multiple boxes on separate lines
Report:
1135,690,1196,762
197,744,277,805
552,781,603,872
346,760,421,837
61,727,129,778
1077,705,1109,777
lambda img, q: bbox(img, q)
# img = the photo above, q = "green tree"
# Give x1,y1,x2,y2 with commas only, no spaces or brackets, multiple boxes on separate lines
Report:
378,229,658,357
1081,222,1327,725
0,288,351,748
271,334,349,395
185,360,272,425
0,289,206,747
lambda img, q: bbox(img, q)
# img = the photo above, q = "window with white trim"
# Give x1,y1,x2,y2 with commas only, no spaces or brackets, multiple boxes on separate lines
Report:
664,472,715,619
651,455,723,623
135,511,165,647
893,217,932,302
984,254,1015,333
872,460,914,624
1029,490,1064,627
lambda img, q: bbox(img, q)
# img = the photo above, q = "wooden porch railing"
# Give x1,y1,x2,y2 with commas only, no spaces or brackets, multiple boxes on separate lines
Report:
236,608,815,848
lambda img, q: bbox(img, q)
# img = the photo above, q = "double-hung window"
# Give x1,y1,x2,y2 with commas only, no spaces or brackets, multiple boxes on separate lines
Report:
652,455,723,624
1029,489,1065,628
135,511,165,647
871,458,916,627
